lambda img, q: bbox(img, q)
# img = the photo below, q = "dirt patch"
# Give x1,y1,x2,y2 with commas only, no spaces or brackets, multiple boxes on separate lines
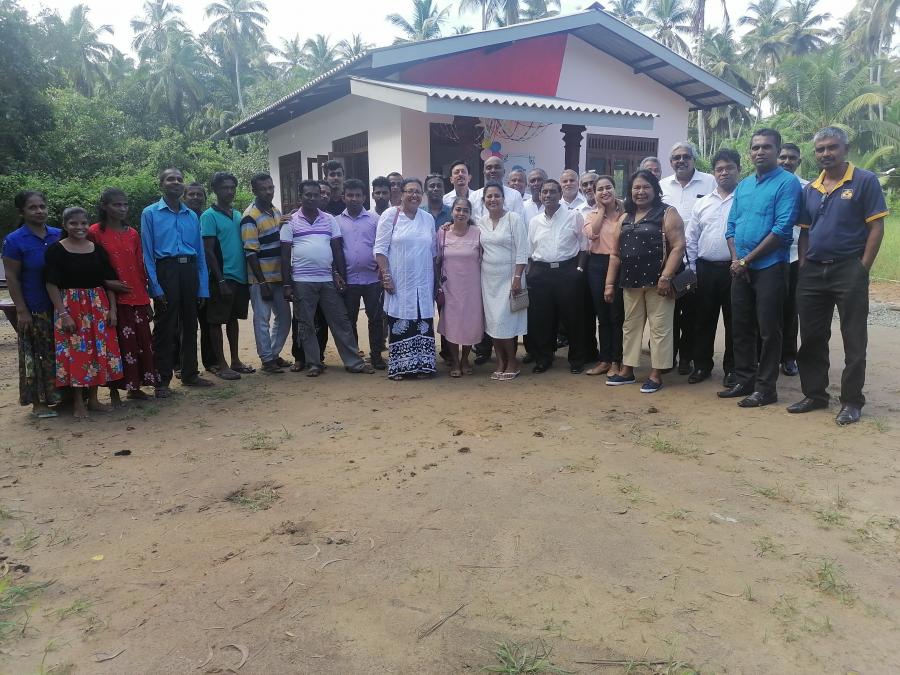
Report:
0,319,899,673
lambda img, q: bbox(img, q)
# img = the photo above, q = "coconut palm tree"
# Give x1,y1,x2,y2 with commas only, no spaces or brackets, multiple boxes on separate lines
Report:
302,34,340,75
641,0,692,56
457,0,499,30
147,31,208,129
606,0,646,26
518,0,560,22
387,0,451,43
337,34,373,61
274,35,306,75
42,4,115,96
130,0,186,59
205,0,268,113
776,0,831,56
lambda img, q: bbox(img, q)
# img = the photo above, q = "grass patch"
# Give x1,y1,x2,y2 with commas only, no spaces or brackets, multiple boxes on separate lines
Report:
483,640,573,674
871,214,900,281
630,426,700,460
16,526,40,551
0,579,53,642
867,417,889,433
753,536,783,557
54,599,93,621
815,509,848,527
226,482,280,511
811,559,856,605
199,386,238,400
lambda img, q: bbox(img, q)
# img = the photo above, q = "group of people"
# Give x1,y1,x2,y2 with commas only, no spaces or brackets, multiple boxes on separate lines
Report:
2,125,887,425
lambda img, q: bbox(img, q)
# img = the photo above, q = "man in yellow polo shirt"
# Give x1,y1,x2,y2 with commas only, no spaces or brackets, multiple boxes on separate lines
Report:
787,127,889,425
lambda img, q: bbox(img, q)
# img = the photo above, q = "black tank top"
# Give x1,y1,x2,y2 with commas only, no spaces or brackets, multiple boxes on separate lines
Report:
619,204,667,288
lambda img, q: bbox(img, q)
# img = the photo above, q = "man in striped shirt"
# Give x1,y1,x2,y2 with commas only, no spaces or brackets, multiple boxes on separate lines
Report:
241,173,292,374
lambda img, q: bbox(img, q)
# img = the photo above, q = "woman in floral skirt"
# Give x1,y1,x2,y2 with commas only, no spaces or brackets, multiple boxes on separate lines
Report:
45,206,123,418
88,188,157,402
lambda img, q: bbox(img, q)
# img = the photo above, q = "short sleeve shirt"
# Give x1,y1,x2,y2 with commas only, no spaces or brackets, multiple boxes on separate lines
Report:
280,209,341,282
798,163,889,262
201,206,247,283
1,225,63,313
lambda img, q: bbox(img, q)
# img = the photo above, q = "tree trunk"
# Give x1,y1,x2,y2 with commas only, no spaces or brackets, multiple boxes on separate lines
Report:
697,110,706,159
234,47,244,113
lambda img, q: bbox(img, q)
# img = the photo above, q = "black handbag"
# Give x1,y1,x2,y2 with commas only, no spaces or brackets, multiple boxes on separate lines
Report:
661,212,696,299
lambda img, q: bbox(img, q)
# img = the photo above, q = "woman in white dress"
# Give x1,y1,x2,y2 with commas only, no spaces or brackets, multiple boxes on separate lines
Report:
478,182,528,380
373,178,438,380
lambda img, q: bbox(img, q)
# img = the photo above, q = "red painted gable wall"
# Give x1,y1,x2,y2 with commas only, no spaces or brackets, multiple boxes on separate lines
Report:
398,33,567,97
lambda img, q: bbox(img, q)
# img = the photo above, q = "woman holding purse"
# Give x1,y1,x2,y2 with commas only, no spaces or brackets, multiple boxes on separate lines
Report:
478,182,527,380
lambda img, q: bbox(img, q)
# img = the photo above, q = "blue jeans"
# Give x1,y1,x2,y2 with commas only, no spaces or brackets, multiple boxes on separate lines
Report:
249,283,291,364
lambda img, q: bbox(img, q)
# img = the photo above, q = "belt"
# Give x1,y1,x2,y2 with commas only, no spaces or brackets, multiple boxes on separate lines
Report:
698,259,731,267
530,256,577,269
807,256,859,265
159,255,197,264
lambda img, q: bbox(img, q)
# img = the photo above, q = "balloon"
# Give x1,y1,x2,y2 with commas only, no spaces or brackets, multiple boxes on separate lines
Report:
480,148,492,161
491,151,503,158
490,141,501,152
481,138,492,149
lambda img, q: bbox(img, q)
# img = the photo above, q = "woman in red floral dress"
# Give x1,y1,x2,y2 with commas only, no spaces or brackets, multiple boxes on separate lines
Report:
88,188,157,402
45,207,123,419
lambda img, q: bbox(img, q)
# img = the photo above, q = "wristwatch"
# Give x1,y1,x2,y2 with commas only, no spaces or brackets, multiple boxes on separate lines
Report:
739,258,747,267
576,266,584,272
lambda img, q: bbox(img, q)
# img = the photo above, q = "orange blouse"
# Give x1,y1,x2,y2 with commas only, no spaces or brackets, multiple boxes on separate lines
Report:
582,206,621,255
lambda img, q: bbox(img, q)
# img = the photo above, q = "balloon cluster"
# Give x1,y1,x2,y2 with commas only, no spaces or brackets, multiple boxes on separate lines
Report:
480,137,502,161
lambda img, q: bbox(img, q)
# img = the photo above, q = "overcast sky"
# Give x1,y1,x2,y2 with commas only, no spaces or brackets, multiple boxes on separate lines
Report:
22,0,851,56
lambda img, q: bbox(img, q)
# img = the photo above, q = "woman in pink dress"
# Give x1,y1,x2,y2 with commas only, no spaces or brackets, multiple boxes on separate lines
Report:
436,197,483,377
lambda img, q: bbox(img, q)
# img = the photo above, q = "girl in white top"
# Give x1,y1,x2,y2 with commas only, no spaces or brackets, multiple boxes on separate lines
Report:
478,182,528,380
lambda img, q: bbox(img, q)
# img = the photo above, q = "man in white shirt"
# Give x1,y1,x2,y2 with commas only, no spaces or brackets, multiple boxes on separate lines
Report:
684,149,741,388
560,169,587,211
578,171,599,218
467,156,526,223
526,179,588,374
523,168,547,224
507,169,527,197
442,160,474,209
777,142,809,377
660,141,717,375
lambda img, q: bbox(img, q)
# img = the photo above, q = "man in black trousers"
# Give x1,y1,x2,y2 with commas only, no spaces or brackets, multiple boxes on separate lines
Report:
525,179,588,374
718,129,801,408
787,127,888,425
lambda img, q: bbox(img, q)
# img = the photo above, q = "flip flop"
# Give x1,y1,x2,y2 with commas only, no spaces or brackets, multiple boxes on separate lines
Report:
232,364,256,374
499,371,521,381
490,371,503,380
30,409,58,419
289,361,304,372
450,370,462,378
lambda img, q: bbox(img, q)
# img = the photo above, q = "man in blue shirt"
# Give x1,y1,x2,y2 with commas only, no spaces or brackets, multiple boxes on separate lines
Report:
719,128,801,407
141,167,212,396
787,127,888,425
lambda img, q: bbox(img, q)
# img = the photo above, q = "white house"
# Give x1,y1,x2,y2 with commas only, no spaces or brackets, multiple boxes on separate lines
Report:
228,4,750,211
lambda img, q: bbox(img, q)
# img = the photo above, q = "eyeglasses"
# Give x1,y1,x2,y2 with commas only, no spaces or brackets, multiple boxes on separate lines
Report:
403,189,423,196
671,154,693,162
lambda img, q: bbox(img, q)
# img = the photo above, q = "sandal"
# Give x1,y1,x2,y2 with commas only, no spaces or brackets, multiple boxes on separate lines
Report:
306,366,324,377
30,409,59,419
490,371,503,380
586,362,611,376
214,368,241,380
450,369,462,378
389,374,405,381
499,371,521,381
232,363,256,374
347,364,375,374
289,361,304,372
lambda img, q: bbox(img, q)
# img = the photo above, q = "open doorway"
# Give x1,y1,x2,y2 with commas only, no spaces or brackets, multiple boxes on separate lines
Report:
330,131,369,187
585,134,658,197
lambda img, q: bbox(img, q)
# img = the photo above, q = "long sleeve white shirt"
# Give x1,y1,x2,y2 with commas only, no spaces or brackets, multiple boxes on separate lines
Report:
528,207,586,262
685,188,734,269
373,207,437,319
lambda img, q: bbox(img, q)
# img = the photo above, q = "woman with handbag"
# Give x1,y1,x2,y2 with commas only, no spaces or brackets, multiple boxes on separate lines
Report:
478,182,528,380
436,197,483,377
374,178,439,380
604,169,685,393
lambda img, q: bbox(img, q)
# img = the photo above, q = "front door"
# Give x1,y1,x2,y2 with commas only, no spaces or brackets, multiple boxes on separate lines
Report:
278,151,303,213
330,131,369,188
585,134,659,197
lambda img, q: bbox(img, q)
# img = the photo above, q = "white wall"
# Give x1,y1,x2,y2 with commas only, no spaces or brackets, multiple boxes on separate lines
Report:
556,36,690,168
265,95,404,210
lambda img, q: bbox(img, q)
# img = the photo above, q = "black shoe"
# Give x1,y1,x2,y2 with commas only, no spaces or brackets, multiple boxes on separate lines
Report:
782,359,799,376
722,371,738,388
835,405,861,426
371,357,387,371
786,397,828,414
738,391,778,408
522,353,535,364
570,365,584,374
474,353,490,366
717,383,752,399
688,369,710,384
678,360,693,375
556,335,568,348
532,363,550,374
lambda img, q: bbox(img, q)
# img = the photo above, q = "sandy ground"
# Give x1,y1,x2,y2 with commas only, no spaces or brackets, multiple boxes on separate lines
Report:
1,292,899,674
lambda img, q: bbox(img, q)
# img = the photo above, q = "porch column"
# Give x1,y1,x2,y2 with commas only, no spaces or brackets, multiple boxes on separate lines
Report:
561,124,586,173
453,115,481,182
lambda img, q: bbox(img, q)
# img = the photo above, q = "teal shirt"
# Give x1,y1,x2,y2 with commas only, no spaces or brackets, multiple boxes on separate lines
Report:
200,206,247,284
